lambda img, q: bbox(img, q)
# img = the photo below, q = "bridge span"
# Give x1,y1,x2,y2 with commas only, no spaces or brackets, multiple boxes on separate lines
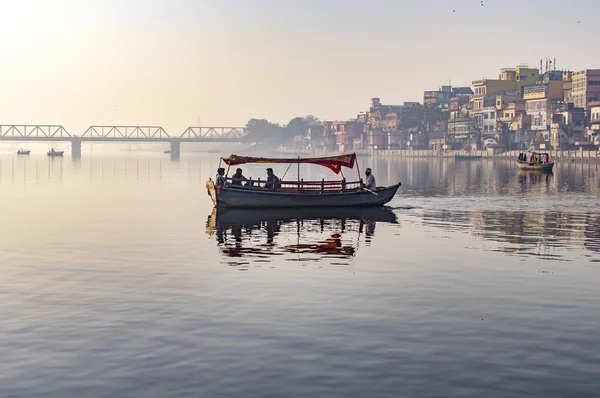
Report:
0,125,249,158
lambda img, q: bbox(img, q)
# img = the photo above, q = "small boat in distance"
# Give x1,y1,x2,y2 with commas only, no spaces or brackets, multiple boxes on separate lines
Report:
516,151,554,172
164,150,171,154
206,153,401,208
17,149,31,155
454,153,482,160
47,150,64,157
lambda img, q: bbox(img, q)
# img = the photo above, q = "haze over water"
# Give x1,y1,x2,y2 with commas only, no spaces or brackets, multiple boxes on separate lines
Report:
1,152,600,397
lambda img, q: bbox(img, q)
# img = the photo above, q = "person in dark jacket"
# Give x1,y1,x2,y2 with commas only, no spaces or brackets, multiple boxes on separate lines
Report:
231,168,247,186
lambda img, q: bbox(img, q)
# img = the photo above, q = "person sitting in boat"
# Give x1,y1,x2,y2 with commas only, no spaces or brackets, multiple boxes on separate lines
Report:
51,148,55,153
216,167,226,187
364,168,376,191
231,168,248,186
265,168,280,190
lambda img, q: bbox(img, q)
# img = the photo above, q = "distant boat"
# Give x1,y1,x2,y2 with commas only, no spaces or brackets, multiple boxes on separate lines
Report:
47,151,64,157
164,150,171,154
455,154,482,160
516,151,554,172
17,149,30,155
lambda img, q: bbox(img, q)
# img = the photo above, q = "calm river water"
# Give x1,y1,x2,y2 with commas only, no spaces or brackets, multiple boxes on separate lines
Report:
1,152,600,397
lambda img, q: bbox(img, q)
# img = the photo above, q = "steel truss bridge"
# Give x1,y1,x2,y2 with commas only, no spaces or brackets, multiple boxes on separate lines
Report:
0,125,247,142
0,125,248,157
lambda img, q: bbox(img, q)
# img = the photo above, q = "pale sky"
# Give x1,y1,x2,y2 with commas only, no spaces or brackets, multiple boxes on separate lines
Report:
0,0,598,135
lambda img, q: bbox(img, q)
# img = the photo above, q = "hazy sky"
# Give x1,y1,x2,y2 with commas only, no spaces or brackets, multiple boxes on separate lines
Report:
0,0,598,134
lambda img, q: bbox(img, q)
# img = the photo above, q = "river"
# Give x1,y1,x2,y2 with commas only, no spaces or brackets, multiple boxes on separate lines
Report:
1,153,599,397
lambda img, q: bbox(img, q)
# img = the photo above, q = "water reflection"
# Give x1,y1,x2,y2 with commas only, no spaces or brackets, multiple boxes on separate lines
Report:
415,209,600,262
206,207,398,268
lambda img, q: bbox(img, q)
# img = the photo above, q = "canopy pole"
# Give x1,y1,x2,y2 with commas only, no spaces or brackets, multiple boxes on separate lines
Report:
297,156,300,188
225,154,232,178
355,152,361,185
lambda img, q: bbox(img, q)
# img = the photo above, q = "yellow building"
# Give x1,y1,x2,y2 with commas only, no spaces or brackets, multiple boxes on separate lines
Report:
515,66,540,88
523,81,564,100
471,79,518,112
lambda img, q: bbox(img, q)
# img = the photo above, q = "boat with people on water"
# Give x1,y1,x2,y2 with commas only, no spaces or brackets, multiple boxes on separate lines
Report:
47,149,64,157
516,151,554,172
17,149,30,155
205,153,401,208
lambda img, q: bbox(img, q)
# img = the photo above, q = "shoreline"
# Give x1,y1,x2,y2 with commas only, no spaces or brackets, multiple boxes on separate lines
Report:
274,148,600,162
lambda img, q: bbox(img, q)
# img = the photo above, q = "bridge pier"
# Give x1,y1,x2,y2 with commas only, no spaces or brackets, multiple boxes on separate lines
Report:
71,138,82,158
170,139,181,160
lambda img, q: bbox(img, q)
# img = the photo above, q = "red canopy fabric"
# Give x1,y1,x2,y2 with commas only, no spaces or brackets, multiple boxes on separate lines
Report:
221,153,356,174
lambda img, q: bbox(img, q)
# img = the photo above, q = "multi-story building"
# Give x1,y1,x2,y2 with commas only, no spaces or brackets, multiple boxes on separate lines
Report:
322,120,365,152
571,69,600,109
367,98,420,149
424,86,453,107
550,102,586,149
424,86,473,108
587,101,600,144
471,66,536,126
590,101,600,127
446,118,479,149
524,77,566,135
526,98,554,134
563,81,573,104
473,90,521,137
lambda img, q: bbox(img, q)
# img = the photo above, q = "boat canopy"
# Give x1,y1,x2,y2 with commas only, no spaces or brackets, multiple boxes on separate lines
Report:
221,153,357,174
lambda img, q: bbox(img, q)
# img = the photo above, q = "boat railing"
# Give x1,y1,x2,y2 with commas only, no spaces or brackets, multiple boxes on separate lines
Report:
223,177,363,192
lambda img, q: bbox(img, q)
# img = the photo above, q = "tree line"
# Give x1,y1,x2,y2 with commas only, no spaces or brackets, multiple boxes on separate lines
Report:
243,104,448,145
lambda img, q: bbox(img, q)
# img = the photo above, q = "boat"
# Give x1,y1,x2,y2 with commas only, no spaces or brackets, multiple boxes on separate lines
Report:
454,154,482,160
206,153,401,208
47,150,64,157
516,151,554,172
164,150,171,154
17,149,30,155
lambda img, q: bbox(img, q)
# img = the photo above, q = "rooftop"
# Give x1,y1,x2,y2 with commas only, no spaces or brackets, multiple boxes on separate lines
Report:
452,87,474,95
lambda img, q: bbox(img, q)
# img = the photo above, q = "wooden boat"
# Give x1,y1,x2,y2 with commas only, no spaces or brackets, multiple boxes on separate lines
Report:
454,154,482,160
516,151,554,172
206,153,401,209
47,150,64,157
17,150,30,155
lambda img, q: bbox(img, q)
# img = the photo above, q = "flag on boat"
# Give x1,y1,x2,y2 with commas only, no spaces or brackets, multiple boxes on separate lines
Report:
221,153,356,174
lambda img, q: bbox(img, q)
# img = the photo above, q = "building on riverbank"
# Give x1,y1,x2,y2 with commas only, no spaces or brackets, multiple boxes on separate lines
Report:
298,62,600,155
572,69,600,109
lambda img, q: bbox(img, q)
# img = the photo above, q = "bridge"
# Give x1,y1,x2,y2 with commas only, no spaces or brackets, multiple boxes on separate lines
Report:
0,125,248,158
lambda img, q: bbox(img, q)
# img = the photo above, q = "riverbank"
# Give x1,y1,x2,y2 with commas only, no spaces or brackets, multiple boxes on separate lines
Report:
276,148,600,161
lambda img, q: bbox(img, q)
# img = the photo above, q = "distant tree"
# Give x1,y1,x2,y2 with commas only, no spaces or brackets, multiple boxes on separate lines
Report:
303,114,321,126
244,115,324,146
245,118,284,144
284,117,308,140
398,103,447,134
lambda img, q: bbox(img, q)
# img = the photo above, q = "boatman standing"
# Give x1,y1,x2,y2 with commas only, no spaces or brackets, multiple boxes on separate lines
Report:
216,167,226,187
365,168,376,191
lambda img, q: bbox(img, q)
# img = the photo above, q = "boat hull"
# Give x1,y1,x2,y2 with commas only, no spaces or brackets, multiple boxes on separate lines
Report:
455,155,482,160
516,161,554,171
17,151,30,155
47,151,64,157
209,183,401,209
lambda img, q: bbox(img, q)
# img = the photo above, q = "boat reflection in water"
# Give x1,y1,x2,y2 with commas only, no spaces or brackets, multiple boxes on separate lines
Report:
206,207,398,268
